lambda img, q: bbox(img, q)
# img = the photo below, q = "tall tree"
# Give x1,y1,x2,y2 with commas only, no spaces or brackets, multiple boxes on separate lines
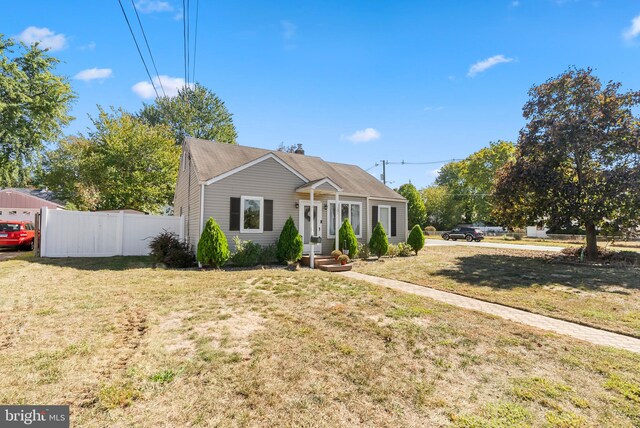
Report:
139,83,237,144
397,182,426,228
43,108,179,213
494,67,640,260
0,35,75,186
420,185,460,230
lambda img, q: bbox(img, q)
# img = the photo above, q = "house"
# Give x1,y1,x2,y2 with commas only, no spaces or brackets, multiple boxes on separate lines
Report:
0,188,64,222
174,138,408,263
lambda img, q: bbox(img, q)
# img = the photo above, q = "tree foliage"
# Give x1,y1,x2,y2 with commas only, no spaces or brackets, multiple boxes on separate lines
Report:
197,217,230,268
0,35,75,186
43,108,179,213
369,221,389,257
397,182,426,228
338,218,358,258
276,216,303,263
493,67,640,260
139,83,237,144
421,185,461,230
407,224,425,255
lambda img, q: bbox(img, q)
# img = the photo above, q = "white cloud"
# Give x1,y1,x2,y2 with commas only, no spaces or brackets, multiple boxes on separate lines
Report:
135,0,173,13
17,26,67,51
281,20,297,40
467,54,514,77
78,41,96,51
74,68,113,81
428,168,441,177
342,128,381,143
623,15,640,41
132,75,192,99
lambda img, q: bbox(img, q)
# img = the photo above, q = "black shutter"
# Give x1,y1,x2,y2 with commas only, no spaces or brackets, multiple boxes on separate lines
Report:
372,205,378,232
264,200,273,231
391,207,397,237
230,197,240,231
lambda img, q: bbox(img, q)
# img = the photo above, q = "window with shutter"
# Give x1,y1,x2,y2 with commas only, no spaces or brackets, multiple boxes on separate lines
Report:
230,197,240,231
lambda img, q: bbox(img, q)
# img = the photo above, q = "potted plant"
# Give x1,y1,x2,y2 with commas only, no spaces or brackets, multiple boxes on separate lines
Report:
331,249,342,260
337,254,349,265
287,261,298,271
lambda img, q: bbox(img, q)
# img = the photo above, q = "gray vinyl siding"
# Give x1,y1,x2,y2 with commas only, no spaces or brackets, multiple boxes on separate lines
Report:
368,199,407,245
311,195,368,255
203,157,305,251
173,150,201,249
315,182,338,192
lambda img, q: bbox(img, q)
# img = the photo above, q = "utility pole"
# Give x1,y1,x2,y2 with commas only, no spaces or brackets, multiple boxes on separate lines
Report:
381,160,386,185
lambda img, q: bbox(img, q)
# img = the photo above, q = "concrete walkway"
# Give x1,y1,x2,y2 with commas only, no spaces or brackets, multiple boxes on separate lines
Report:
340,271,640,354
425,239,564,252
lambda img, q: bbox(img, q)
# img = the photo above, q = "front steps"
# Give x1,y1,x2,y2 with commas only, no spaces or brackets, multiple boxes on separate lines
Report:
300,255,353,272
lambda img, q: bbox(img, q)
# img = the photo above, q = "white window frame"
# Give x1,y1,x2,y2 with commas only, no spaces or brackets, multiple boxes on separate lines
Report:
240,196,264,233
328,201,362,238
378,205,391,238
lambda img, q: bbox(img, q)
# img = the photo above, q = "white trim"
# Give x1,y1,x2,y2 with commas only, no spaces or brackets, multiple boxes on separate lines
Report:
240,196,264,233
378,205,392,238
204,153,308,185
327,201,362,238
366,196,370,243
405,200,409,239
298,200,322,254
199,184,205,238
297,177,343,193
366,196,407,203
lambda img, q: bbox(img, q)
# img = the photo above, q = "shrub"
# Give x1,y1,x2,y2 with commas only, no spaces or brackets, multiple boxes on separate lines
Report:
338,218,358,258
424,225,436,235
407,224,426,254
386,244,398,257
397,242,413,257
149,230,195,268
277,216,303,263
369,221,389,257
331,249,342,259
197,217,230,268
230,236,263,267
357,243,371,259
337,254,349,264
513,233,524,241
259,243,278,265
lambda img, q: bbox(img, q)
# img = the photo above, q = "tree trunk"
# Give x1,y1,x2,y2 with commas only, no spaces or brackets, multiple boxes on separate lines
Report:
585,222,598,260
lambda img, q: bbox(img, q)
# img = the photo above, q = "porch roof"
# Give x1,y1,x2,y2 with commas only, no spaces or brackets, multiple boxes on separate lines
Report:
295,177,343,194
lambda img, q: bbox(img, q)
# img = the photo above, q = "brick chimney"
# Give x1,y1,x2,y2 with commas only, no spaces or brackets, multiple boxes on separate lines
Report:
294,144,305,155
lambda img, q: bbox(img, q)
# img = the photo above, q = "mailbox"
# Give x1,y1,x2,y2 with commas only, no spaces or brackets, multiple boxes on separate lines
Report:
310,235,322,244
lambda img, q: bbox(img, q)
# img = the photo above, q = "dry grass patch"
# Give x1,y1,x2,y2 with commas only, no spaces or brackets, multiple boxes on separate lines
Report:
0,256,639,426
355,245,640,337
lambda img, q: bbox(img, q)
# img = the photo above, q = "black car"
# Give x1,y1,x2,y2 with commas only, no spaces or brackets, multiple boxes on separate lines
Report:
442,227,484,242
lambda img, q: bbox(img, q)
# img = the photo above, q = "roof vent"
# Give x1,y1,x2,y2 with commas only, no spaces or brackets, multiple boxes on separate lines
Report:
294,144,305,155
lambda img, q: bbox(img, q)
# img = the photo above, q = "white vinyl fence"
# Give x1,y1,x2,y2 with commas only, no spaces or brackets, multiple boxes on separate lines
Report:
40,207,184,257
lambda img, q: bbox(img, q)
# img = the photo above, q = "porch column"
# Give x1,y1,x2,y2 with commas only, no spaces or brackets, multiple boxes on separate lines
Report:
310,189,315,269
335,191,340,251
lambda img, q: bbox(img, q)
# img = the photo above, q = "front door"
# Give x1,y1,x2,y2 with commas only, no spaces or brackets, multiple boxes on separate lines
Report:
299,201,322,254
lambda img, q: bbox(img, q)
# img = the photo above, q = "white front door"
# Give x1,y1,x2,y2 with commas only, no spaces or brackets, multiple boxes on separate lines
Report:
299,201,322,254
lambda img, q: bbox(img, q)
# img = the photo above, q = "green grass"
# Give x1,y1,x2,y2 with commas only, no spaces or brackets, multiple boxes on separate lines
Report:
0,256,639,426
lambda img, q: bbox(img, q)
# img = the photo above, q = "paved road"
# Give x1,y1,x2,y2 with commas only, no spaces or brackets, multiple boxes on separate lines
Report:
341,271,640,354
425,239,563,252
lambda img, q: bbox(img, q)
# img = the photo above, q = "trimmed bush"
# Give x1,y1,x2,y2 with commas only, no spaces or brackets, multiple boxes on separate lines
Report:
407,224,426,255
397,242,413,257
259,244,278,265
230,236,263,267
339,218,358,259
331,249,342,259
197,217,230,268
277,216,303,263
386,244,398,258
149,230,195,268
357,243,371,259
369,221,389,257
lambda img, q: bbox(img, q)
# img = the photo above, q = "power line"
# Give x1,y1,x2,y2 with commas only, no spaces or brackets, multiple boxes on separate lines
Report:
129,0,166,97
117,0,160,98
192,0,200,83
387,158,463,165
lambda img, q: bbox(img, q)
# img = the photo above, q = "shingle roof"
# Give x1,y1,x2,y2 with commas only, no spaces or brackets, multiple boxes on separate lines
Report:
0,188,64,209
186,138,405,201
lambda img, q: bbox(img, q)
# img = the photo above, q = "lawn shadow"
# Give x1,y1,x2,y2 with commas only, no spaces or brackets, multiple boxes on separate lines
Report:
22,255,155,271
434,254,639,293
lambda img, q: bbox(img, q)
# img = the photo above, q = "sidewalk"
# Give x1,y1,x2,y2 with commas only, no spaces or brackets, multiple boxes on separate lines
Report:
340,271,640,354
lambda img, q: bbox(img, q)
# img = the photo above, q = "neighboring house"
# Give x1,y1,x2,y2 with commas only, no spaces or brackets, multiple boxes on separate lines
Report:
174,138,408,257
0,188,64,222
526,225,549,238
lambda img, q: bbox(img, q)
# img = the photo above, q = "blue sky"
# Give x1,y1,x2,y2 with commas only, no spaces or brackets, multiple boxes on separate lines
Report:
2,0,640,187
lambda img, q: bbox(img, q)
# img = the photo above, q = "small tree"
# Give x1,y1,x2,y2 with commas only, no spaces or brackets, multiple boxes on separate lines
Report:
277,216,303,263
407,224,425,255
197,217,230,268
338,218,358,258
369,221,389,257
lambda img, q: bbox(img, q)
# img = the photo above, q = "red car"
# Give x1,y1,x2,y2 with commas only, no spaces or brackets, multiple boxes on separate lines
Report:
0,221,36,251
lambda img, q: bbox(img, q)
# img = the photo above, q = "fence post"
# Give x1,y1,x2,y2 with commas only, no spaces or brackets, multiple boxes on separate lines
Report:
179,215,185,241
40,207,48,257
117,211,125,256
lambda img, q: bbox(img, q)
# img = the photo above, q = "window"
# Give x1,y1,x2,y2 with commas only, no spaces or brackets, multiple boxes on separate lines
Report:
328,201,362,237
240,196,263,233
378,205,391,237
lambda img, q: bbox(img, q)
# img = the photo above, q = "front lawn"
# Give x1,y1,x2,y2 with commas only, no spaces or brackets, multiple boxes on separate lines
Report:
1,256,639,426
355,245,640,338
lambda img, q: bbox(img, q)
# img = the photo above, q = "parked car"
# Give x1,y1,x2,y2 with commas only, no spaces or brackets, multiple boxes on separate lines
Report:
442,227,484,242
0,221,36,251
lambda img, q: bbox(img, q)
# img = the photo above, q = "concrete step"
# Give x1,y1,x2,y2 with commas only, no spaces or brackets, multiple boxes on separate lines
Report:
319,263,353,272
300,255,333,267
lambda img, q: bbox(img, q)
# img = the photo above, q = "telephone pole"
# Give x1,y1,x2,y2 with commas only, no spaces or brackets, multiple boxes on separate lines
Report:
381,160,386,185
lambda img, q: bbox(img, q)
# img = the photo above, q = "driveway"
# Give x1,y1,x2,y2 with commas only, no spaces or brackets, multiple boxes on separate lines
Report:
425,239,563,252
0,249,24,261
